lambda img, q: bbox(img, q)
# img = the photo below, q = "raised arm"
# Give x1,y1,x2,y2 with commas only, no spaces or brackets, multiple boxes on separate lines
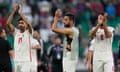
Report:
52,9,73,35
18,4,32,34
90,15,103,39
6,3,17,32
103,24,112,38
89,25,99,39
103,13,112,38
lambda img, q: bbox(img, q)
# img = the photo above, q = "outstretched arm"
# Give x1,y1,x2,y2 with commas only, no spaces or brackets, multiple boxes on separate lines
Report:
18,4,32,34
6,3,17,32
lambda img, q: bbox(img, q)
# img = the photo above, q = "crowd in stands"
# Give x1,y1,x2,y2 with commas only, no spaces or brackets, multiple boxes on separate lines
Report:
0,0,120,70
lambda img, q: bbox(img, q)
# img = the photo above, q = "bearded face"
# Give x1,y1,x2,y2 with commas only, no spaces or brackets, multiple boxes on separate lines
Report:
18,20,26,30
63,16,71,28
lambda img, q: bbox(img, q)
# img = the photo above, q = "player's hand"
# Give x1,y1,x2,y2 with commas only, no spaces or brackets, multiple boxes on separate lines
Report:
66,44,71,51
12,3,18,12
118,60,120,70
18,4,22,14
54,9,62,21
97,15,104,26
54,16,59,22
103,12,108,25
55,9,62,18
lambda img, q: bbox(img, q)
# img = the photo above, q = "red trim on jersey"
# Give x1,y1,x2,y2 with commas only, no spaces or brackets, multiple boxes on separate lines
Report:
112,65,114,72
29,35,32,62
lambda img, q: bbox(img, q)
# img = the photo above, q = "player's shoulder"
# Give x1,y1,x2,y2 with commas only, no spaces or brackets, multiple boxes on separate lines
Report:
14,28,20,32
108,26,114,30
32,38,36,41
72,27,79,34
72,27,79,31
31,37,38,42
90,26,96,31
91,39,95,44
107,26,115,32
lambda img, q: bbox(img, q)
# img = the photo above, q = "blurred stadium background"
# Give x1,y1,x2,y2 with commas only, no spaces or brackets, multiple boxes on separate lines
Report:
0,0,120,72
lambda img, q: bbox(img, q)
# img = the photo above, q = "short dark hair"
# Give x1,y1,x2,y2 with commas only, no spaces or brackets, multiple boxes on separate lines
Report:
17,18,23,22
99,13,104,16
64,12,75,22
99,12,107,16
34,30,40,34
54,36,61,40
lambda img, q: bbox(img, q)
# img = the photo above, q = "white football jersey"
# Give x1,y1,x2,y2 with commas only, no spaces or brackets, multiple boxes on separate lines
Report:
63,27,79,60
31,38,39,66
92,26,114,60
14,28,32,62
31,37,39,66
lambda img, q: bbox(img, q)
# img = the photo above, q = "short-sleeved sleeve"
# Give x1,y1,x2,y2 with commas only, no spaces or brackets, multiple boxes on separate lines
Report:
27,29,34,36
31,38,39,47
108,27,115,33
108,27,115,38
89,39,95,51
89,45,93,51
90,27,95,32
72,27,79,36
13,28,19,36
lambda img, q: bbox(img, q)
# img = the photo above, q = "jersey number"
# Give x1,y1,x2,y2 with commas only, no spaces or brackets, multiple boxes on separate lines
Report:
100,34,104,40
18,37,22,44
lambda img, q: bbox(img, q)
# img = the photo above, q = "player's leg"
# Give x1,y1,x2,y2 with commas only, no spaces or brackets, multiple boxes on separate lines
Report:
93,60,104,72
104,60,114,72
31,61,37,72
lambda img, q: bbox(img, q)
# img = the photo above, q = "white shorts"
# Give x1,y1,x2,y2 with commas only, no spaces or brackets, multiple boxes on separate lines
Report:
63,52,77,72
30,61,37,72
15,61,31,72
93,59,114,72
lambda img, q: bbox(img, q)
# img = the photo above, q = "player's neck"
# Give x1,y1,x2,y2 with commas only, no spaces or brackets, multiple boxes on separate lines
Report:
70,25,73,28
20,29,25,33
70,23,74,28
36,37,40,40
100,27,103,29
